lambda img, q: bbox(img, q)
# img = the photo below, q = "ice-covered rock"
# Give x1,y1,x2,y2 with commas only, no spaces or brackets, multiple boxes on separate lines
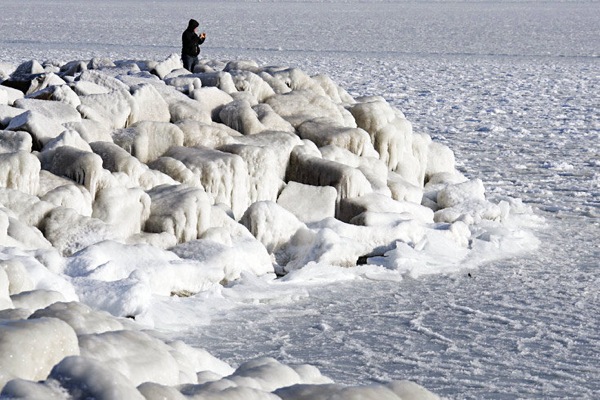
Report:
40,207,116,256
0,130,32,154
152,53,183,79
26,84,81,108
6,110,66,149
426,140,457,179
78,90,134,129
277,181,337,224
42,129,93,152
152,83,211,123
298,117,378,158
112,121,185,164
130,83,171,123
266,89,354,128
241,201,306,255
14,97,81,125
175,120,241,149
229,69,276,103
0,86,24,106
338,192,434,224
232,130,303,180
0,317,79,388
92,186,151,238
0,151,40,195
49,356,146,400
287,145,373,213
0,259,34,296
29,301,124,335
162,146,250,218
63,119,113,143
145,184,212,243
0,105,25,128
219,143,282,204
38,146,104,197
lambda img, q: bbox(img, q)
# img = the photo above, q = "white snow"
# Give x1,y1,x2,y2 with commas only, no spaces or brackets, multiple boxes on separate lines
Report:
0,0,597,398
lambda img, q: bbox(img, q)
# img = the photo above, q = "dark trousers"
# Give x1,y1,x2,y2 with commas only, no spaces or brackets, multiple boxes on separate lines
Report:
182,53,199,72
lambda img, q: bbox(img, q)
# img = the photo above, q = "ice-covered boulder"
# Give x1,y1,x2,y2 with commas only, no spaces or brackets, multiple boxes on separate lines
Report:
232,131,303,180
266,89,355,128
92,186,151,238
162,146,250,218
229,70,276,103
78,329,182,386
37,170,93,217
287,145,373,213
275,379,440,400
387,171,423,203
70,79,111,96
40,207,116,256
0,259,34,296
219,143,283,204
0,86,24,106
195,71,238,94
0,105,25,128
320,144,389,196
38,146,104,197
49,356,146,400
434,178,506,224
26,84,81,108
0,188,54,227
171,234,272,283
297,117,378,158
112,121,185,164
14,97,81,125
268,67,328,97
426,140,457,179
277,181,337,224
77,69,131,94
311,73,356,105
10,289,67,312
78,86,135,129
0,317,79,388
190,86,234,120
42,129,93,153
130,83,171,123
0,208,52,250
350,97,425,185
30,301,122,335
63,119,113,143
145,184,212,243
90,141,177,190
5,110,66,149
151,83,212,123
338,192,434,224
175,120,240,149
147,157,201,188
0,151,40,195
241,201,306,255
0,130,32,153
152,53,183,79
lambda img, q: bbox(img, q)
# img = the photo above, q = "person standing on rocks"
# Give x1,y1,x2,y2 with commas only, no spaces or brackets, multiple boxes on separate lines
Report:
181,19,206,72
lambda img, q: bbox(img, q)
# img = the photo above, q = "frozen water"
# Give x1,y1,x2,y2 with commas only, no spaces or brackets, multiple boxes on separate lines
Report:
0,0,598,399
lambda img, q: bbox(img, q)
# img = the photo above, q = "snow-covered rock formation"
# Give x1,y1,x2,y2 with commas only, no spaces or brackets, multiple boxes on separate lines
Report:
0,53,532,398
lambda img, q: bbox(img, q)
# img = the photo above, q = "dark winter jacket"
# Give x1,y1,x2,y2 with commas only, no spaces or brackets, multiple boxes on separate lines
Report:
182,19,205,57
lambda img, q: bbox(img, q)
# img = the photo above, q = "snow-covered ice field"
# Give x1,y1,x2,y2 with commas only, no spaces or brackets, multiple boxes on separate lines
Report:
1,0,599,398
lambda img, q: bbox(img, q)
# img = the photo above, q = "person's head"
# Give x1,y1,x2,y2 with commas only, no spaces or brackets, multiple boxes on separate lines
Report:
188,19,199,31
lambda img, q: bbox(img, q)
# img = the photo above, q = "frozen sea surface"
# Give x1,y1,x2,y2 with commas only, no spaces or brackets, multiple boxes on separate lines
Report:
1,0,598,398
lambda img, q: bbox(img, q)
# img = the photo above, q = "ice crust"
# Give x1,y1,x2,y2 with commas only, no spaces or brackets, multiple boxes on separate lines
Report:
0,53,533,399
